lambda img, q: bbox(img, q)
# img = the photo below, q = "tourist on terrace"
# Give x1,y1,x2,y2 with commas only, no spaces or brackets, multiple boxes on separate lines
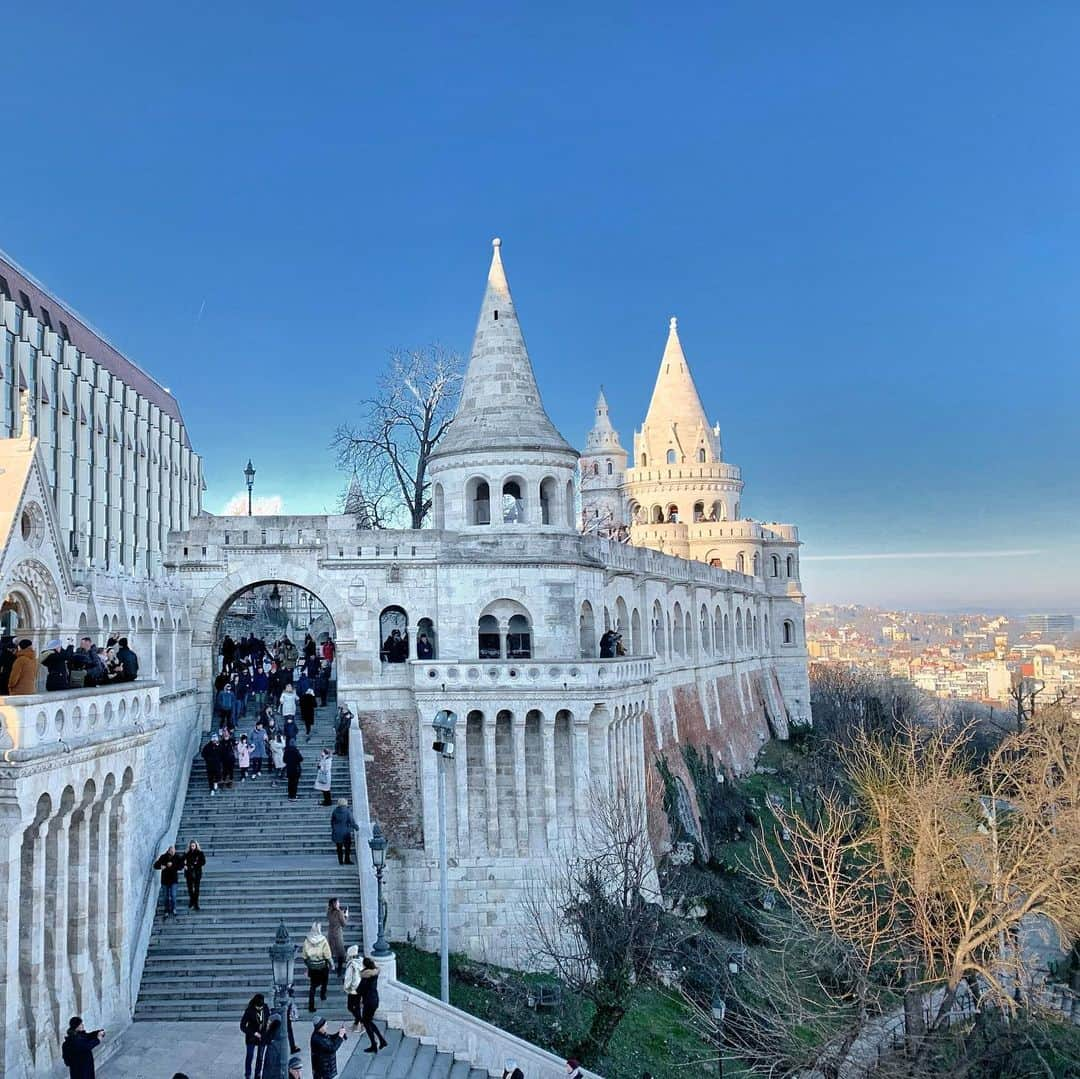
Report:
41,638,72,691
61,1016,104,1079
380,629,407,663
8,639,39,695
114,637,139,681
315,748,334,806
326,897,349,976
330,799,359,865
284,742,304,799
302,925,332,1011
183,840,206,910
416,632,434,660
599,630,616,658
0,635,17,693
153,845,184,918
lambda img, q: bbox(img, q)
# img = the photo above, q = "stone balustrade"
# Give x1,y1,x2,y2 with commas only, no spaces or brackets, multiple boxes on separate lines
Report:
0,680,162,754
412,656,654,693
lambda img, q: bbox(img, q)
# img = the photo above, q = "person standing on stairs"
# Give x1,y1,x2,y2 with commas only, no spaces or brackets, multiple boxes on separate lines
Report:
300,687,317,741
315,749,333,807
270,731,286,780
302,923,332,1011
219,729,237,789
280,682,298,733
358,957,388,1054
152,845,184,918
330,799,359,864
183,840,206,910
326,897,349,976
201,735,223,796
343,945,364,1030
240,992,270,1079
309,1017,348,1079
237,735,252,782
284,742,304,800
252,721,267,777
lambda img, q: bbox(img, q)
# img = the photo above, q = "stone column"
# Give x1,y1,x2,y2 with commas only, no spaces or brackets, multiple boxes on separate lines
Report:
542,713,558,848
68,798,94,1016
483,717,499,854
512,716,528,855
454,722,470,856
89,796,111,1009
572,716,590,832
46,798,74,1038
24,818,54,1065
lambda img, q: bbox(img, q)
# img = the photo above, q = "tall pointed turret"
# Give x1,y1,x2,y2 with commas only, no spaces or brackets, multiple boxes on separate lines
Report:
433,238,574,459
585,389,621,451
638,317,721,464
579,387,628,533
428,239,579,532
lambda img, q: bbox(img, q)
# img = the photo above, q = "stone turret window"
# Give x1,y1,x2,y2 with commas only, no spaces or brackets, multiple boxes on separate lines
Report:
478,615,501,658
606,461,613,475
698,448,706,463
502,479,525,523
666,449,676,465
787,554,796,578
467,478,491,525
539,477,558,525
493,310,499,320
771,555,780,577
783,619,795,645
693,501,705,522
641,454,647,467
591,463,599,476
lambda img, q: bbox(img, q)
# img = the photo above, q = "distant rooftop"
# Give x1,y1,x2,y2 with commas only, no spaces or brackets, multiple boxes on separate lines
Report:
0,248,189,440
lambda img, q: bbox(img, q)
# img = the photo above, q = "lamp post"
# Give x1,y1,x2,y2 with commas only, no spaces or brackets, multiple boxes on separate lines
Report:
244,459,256,516
269,919,296,1079
432,709,458,1003
368,823,392,958
711,994,726,1077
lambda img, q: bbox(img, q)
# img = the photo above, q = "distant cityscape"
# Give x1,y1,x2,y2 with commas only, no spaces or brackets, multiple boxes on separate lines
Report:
807,605,1079,716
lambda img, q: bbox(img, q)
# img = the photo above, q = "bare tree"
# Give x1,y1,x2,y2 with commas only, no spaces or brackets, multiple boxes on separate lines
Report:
521,784,665,1062
333,345,462,529
746,705,1080,1073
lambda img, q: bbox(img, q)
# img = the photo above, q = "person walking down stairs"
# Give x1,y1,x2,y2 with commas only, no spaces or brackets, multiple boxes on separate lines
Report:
357,957,388,1055
326,898,349,977
183,840,206,911
285,743,304,800
152,846,184,918
315,749,333,807
343,946,364,1031
302,923,332,1012
330,799,358,865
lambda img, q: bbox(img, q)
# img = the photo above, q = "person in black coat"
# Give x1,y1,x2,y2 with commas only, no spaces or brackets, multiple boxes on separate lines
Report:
358,958,388,1053
284,744,304,800
201,736,223,794
183,840,206,910
153,846,184,917
240,993,270,1079
62,1016,104,1078
299,690,317,740
42,639,72,691
309,1017,348,1079
115,637,139,681
0,635,16,694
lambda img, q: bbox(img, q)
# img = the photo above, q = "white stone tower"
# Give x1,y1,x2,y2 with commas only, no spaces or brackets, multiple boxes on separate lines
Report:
428,238,579,531
578,388,628,533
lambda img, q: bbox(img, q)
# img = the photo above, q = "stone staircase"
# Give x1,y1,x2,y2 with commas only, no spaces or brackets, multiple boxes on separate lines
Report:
135,700,365,1022
340,1028,490,1078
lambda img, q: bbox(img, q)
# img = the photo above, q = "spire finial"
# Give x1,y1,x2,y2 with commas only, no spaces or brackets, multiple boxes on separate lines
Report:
492,237,501,249
669,316,678,332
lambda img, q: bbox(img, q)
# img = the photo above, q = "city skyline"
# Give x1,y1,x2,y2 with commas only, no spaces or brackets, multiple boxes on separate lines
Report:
2,5,1076,609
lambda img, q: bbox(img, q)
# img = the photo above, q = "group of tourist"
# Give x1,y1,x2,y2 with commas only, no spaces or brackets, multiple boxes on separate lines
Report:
598,629,626,657
0,634,139,695
218,632,335,712
379,628,434,663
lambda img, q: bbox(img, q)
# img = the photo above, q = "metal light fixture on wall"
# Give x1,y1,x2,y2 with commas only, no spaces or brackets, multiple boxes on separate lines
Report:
268,583,282,612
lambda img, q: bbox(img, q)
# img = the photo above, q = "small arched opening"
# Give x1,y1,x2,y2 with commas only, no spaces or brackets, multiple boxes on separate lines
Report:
787,554,796,578
652,600,665,658
466,478,491,526
416,617,437,659
432,483,445,530
693,501,705,522
651,505,664,523
666,449,677,465
752,552,761,577
502,478,526,524
379,605,409,662
672,602,685,657
700,604,711,652
665,504,680,523
539,476,559,525
770,554,780,577
712,499,726,521
735,609,744,651
478,615,501,659
783,619,795,645
565,480,576,528
631,607,642,655
507,614,532,659
579,601,597,658
735,552,745,574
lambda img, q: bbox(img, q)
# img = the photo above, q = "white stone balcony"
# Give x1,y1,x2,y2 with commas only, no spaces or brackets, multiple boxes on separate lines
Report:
0,679,162,755
412,656,654,693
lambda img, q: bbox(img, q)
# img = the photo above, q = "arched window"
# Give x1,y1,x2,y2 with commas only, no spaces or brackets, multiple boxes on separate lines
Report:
651,505,664,523
502,479,525,523
770,554,780,577
693,501,705,522
666,504,679,523
700,604,711,652
786,554,795,578
606,460,613,476
478,615,501,659
685,609,693,656
591,462,599,476
379,605,409,662
672,602,685,657
467,478,491,525
631,608,642,654
712,500,726,522
641,454,647,467
416,617,437,659
752,552,761,576
565,480,575,527
615,597,629,646
713,606,722,654
652,600,665,658
507,614,531,658
433,483,445,530
539,476,558,525
763,614,770,649
666,449,677,465
697,447,706,463
735,552,745,574
734,502,741,519
579,601,596,658
723,612,730,654
735,609,743,651
783,619,795,645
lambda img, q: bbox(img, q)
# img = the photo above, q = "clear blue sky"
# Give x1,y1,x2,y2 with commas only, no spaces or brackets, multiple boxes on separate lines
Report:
3,3,1077,610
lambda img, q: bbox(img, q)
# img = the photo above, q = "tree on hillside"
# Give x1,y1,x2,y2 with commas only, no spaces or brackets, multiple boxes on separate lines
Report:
333,345,462,529
521,784,666,1063
739,705,1080,1075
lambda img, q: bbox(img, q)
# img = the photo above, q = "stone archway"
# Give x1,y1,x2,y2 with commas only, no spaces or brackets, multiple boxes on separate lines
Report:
189,567,354,718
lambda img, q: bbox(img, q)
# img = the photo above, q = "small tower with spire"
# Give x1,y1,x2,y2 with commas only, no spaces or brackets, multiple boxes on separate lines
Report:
578,388,628,534
428,238,579,532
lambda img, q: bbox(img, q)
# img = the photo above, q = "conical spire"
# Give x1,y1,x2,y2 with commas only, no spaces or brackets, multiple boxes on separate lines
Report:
433,238,575,459
585,387,625,452
639,317,720,461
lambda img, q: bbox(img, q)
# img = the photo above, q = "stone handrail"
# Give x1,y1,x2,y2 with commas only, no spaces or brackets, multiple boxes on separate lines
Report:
0,679,163,755
379,975,603,1078
412,656,654,694
345,708,381,957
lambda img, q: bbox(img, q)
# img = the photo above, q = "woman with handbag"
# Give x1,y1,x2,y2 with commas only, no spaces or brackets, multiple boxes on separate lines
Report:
301,922,332,1012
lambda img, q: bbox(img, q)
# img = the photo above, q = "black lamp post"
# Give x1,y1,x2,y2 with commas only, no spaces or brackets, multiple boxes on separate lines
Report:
244,459,256,516
269,919,296,1079
268,583,282,613
368,823,392,958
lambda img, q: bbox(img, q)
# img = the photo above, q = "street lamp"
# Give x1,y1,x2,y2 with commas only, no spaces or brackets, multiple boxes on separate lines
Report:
244,460,256,516
432,709,458,1003
268,920,296,1079
711,994,726,1077
268,583,282,613
368,823,392,958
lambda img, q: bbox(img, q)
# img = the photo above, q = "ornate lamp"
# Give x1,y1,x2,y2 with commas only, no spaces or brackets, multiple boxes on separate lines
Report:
368,823,392,957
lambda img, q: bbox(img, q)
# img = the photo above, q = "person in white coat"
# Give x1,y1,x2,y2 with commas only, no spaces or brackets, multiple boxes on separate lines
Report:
314,748,333,806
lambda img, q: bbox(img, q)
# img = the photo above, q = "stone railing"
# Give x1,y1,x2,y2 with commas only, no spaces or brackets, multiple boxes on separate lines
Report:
0,680,162,755
412,656,654,693
379,975,603,1078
